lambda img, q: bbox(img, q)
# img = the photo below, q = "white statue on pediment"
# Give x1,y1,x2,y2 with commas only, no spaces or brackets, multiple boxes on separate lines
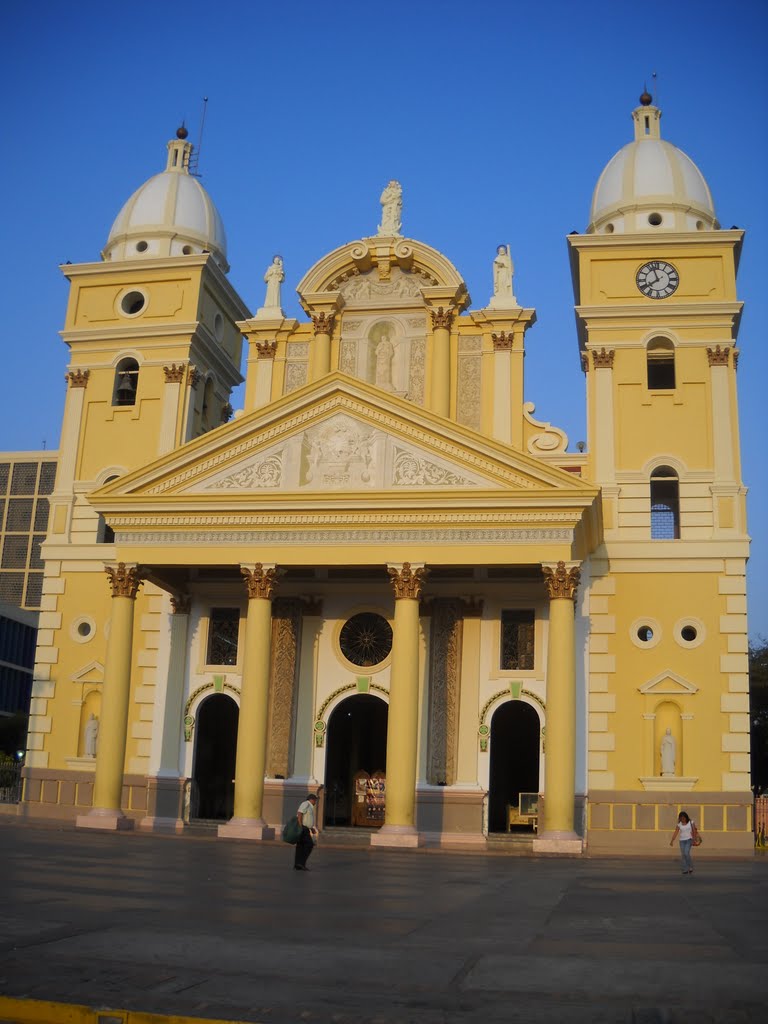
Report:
378,180,402,236
489,244,517,308
258,255,285,316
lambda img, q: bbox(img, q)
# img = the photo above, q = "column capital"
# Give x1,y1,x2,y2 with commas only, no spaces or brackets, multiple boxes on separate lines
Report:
580,352,589,373
66,369,90,388
163,363,186,383
542,561,581,602
255,340,277,359
104,562,144,599
491,332,514,351
311,311,336,336
387,562,428,601
187,366,201,389
241,563,281,600
170,593,192,615
707,345,730,366
429,306,454,331
591,347,615,369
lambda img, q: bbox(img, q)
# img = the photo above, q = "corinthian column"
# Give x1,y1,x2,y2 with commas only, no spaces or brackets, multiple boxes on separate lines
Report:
429,306,454,417
371,562,427,848
219,563,280,840
77,562,143,832
311,312,335,380
533,560,583,854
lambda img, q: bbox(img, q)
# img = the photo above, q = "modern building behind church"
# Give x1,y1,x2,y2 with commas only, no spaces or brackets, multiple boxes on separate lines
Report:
7,94,752,854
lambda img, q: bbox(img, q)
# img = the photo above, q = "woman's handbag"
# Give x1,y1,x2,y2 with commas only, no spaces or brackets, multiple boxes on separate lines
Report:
692,824,702,847
282,816,302,844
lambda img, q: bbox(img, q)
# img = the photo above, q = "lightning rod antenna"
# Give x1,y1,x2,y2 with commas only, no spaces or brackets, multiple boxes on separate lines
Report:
189,96,209,177
652,70,659,105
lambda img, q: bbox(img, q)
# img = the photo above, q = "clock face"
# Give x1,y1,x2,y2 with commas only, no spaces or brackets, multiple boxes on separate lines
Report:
636,260,679,299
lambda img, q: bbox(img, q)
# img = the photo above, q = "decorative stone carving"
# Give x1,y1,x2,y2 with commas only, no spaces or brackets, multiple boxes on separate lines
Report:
392,449,475,487
374,330,395,390
427,599,463,785
489,244,517,308
430,306,454,331
84,713,99,757
163,364,185,383
707,345,730,366
284,362,308,394
660,727,676,776
187,367,201,389
220,403,233,423
312,312,336,336
255,340,277,360
339,267,424,303
592,348,615,368
378,180,402,236
240,563,280,600
492,332,514,351
542,560,581,602
170,593,191,615
209,454,283,490
409,337,426,405
266,598,302,779
457,339,481,432
580,352,589,373
304,415,375,488
524,403,569,455
261,255,285,313
733,350,740,370
67,369,90,388
104,562,143,599
387,562,428,600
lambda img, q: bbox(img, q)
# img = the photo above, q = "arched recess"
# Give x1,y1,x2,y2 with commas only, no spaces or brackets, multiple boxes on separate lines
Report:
487,698,542,834
191,693,239,820
646,335,676,390
323,693,388,827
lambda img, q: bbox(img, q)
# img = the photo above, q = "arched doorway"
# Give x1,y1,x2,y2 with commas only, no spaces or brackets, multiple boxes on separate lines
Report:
488,700,540,833
192,694,239,820
323,694,388,826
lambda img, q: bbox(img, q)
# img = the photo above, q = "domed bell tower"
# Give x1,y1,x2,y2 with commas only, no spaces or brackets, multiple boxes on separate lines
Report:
50,127,251,546
567,94,750,844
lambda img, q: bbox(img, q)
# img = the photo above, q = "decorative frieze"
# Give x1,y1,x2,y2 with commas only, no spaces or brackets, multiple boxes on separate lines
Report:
240,563,280,600
104,562,143,599
66,369,90,388
707,345,730,366
592,348,615,369
427,598,463,785
255,340,277,359
266,598,303,779
387,561,428,600
163,364,186,383
311,312,336,336
430,306,454,331
542,560,581,602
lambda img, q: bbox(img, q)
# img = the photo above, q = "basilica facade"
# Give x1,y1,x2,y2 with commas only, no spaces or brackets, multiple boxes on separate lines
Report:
17,95,752,854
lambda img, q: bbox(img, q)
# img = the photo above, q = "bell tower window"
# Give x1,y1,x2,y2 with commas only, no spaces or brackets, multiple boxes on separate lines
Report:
113,358,139,407
647,337,676,390
650,466,680,540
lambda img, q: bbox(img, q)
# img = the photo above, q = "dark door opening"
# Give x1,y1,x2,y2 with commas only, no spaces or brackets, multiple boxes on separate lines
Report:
192,694,238,820
488,700,540,833
323,694,388,826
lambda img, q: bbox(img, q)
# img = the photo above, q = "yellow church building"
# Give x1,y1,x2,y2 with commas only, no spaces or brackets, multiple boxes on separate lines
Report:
17,93,752,855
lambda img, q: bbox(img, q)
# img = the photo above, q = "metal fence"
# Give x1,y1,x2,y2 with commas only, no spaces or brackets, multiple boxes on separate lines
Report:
0,762,22,803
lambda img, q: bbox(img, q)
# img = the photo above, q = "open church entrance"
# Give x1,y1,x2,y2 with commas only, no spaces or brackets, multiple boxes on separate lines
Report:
191,694,239,820
488,700,540,833
324,694,388,827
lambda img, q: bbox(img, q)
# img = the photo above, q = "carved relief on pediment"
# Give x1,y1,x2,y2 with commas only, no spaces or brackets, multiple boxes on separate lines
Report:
339,266,426,305
391,448,477,488
302,414,379,489
205,453,283,490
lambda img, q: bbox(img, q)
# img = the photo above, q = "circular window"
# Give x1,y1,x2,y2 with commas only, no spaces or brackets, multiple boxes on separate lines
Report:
339,613,393,668
71,616,96,644
182,244,193,255
605,223,614,234
630,617,661,649
648,212,663,226
213,313,224,341
135,240,148,253
696,220,704,231
120,290,147,316
674,618,705,649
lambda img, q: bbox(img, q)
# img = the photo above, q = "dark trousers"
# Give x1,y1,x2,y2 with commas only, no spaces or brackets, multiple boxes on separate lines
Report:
294,826,314,868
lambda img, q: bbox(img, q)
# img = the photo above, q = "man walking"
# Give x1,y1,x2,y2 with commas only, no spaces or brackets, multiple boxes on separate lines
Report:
294,793,318,871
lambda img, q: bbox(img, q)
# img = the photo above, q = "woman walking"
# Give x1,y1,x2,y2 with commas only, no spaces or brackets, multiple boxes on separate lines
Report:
670,810,699,874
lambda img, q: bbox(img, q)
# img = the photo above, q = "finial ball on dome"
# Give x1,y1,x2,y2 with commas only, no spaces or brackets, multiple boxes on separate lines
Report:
176,124,189,139
639,90,653,106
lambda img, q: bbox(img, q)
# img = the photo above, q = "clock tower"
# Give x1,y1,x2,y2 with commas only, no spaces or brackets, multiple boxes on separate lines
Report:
567,93,751,853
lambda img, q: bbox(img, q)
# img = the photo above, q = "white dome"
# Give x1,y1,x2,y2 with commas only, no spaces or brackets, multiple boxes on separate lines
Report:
588,99,718,234
103,134,229,271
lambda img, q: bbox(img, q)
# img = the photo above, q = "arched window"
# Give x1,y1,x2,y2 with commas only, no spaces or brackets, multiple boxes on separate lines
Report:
650,466,680,539
646,337,675,390
113,358,139,406
97,475,119,543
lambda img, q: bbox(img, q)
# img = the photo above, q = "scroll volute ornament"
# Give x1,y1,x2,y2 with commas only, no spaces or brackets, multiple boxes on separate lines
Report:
388,562,428,601
241,563,281,600
542,561,581,602
430,306,454,331
311,312,336,336
104,562,144,599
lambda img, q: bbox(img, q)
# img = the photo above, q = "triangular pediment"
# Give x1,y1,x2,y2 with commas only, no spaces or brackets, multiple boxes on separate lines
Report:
71,660,105,685
94,374,596,502
638,671,699,695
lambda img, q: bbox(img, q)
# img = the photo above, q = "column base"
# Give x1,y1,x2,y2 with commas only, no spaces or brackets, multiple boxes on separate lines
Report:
370,824,421,848
532,830,583,854
217,817,275,841
76,808,135,832
137,815,185,834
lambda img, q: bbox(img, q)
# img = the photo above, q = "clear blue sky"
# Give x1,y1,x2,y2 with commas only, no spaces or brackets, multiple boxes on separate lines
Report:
2,0,766,637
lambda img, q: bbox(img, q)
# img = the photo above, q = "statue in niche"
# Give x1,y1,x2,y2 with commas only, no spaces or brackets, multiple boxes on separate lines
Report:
84,713,99,758
378,180,403,236
262,255,285,311
374,330,395,390
490,243,517,306
660,727,676,776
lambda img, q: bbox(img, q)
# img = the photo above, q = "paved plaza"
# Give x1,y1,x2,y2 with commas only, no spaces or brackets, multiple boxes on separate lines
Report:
0,821,766,1024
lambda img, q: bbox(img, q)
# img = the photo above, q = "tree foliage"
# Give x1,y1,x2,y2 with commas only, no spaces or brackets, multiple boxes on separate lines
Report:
750,637,768,794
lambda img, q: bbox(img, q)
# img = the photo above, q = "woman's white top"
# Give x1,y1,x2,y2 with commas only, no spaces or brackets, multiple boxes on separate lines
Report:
677,820,693,841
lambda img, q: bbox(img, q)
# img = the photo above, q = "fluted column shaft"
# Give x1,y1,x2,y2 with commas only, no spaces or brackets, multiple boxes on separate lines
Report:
430,307,453,417
311,312,335,380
